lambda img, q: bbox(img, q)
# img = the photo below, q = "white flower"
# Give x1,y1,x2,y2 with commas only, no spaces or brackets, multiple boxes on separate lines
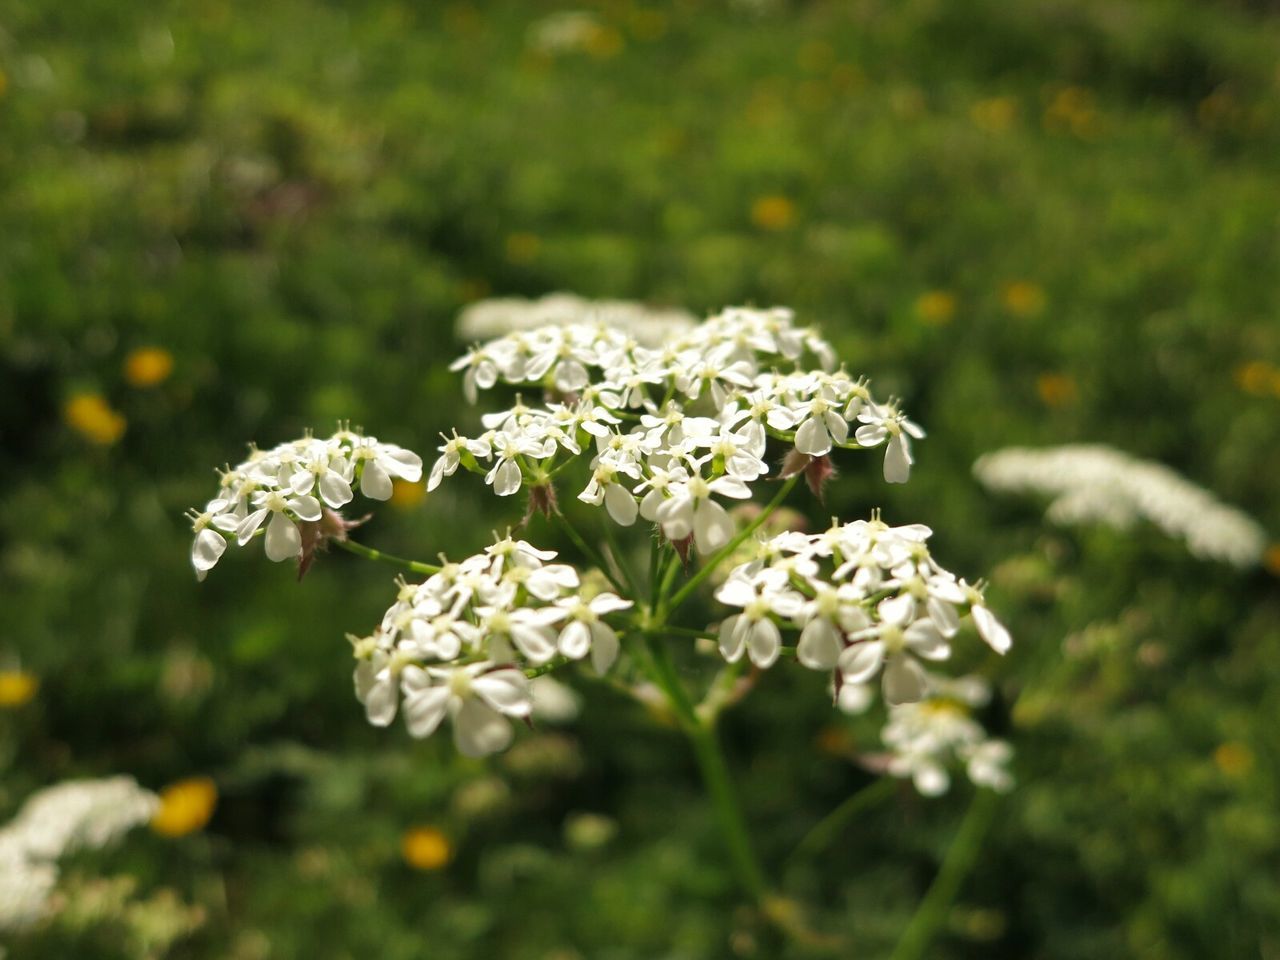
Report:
578,463,641,526
427,431,491,492
855,404,925,484
974,444,1267,567
657,475,752,554
545,592,633,673
236,488,322,562
400,663,532,757
838,595,950,705
792,394,850,457
714,575,802,668
961,739,1014,792
351,436,423,500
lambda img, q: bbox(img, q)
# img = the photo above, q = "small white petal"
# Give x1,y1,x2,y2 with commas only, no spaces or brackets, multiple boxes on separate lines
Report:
453,699,513,757
558,621,593,660
797,619,841,671
589,622,620,674
838,641,884,683
361,461,393,500
972,604,1012,654
604,483,638,526
264,511,302,561
192,529,226,573
883,654,927,705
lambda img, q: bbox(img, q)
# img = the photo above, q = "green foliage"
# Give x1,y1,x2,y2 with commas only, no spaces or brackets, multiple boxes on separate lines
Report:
1,0,1278,957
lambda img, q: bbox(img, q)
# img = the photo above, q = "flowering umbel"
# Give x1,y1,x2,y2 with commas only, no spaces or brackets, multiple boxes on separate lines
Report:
191,305,1013,778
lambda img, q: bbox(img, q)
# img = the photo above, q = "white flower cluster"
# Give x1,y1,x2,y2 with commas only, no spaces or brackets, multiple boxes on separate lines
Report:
456,292,697,348
436,308,924,551
187,427,423,579
974,444,1266,567
0,777,157,932
877,674,1014,796
350,534,628,756
714,514,1011,705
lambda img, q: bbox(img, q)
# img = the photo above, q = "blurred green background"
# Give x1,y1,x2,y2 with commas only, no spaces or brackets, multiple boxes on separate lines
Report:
2,0,1279,957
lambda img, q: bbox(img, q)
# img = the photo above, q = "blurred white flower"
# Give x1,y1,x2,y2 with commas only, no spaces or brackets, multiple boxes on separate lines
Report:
974,444,1266,567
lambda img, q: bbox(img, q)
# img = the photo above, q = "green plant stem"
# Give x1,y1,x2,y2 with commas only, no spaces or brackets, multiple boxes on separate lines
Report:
785,777,897,873
889,789,1001,960
600,516,641,596
333,538,441,575
643,635,768,901
554,511,629,596
665,476,799,616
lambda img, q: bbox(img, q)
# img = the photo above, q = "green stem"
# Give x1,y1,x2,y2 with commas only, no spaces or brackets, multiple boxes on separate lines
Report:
785,777,897,874
600,516,641,596
333,538,441,576
665,476,799,616
643,635,768,900
889,789,1001,960
554,511,629,596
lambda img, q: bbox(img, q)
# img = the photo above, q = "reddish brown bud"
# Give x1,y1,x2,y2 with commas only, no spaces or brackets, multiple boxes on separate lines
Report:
297,509,370,580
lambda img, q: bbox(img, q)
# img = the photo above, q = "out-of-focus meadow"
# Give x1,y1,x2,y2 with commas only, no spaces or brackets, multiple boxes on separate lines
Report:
2,0,1279,957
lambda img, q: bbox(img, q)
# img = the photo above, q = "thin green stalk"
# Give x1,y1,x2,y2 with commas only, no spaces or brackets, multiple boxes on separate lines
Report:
600,516,640,596
643,636,768,900
665,476,799,616
889,789,1001,960
554,511,629,596
785,777,897,873
333,538,441,575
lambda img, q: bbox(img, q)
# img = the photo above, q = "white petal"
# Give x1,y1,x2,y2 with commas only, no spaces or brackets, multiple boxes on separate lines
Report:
589,623,619,674
604,483,638,526
878,594,916,626
837,682,874,715
361,460,393,500
747,618,781,668
927,597,961,638
192,529,226,573
719,615,746,662
473,669,532,717
235,507,269,545
264,511,302,561
493,459,523,497
453,699,513,757
972,604,1012,654
855,424,888,447
558,621,592,660
288,494,322,522
693,499,734,554
905,621,950,661
883,654,927,705
510,623,556,664
797,619,841,671
381,447,423,482
402,685,451,738
913,762,950,797
884,436,911,484
319,471,354,508
363,673,399,727
794,417,830,456
838,641,884,683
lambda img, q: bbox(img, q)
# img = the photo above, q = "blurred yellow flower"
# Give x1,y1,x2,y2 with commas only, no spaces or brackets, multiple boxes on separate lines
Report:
751,195,796,231
151,777,218,837
1213,741,1254,778
505,232,541,264
0,68,7,99
1036,373,1078,408
0,670,39,708
123,346,174,388
1000,280,1046,317
815,725,854,757
401,826,452,870
1233,359,1275,396
970,96,1017,133
64,392,127,446
914,290,957,326
584,25,623,59
390,478,426,509
1044,86,1100,139
1264,544,1280,577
